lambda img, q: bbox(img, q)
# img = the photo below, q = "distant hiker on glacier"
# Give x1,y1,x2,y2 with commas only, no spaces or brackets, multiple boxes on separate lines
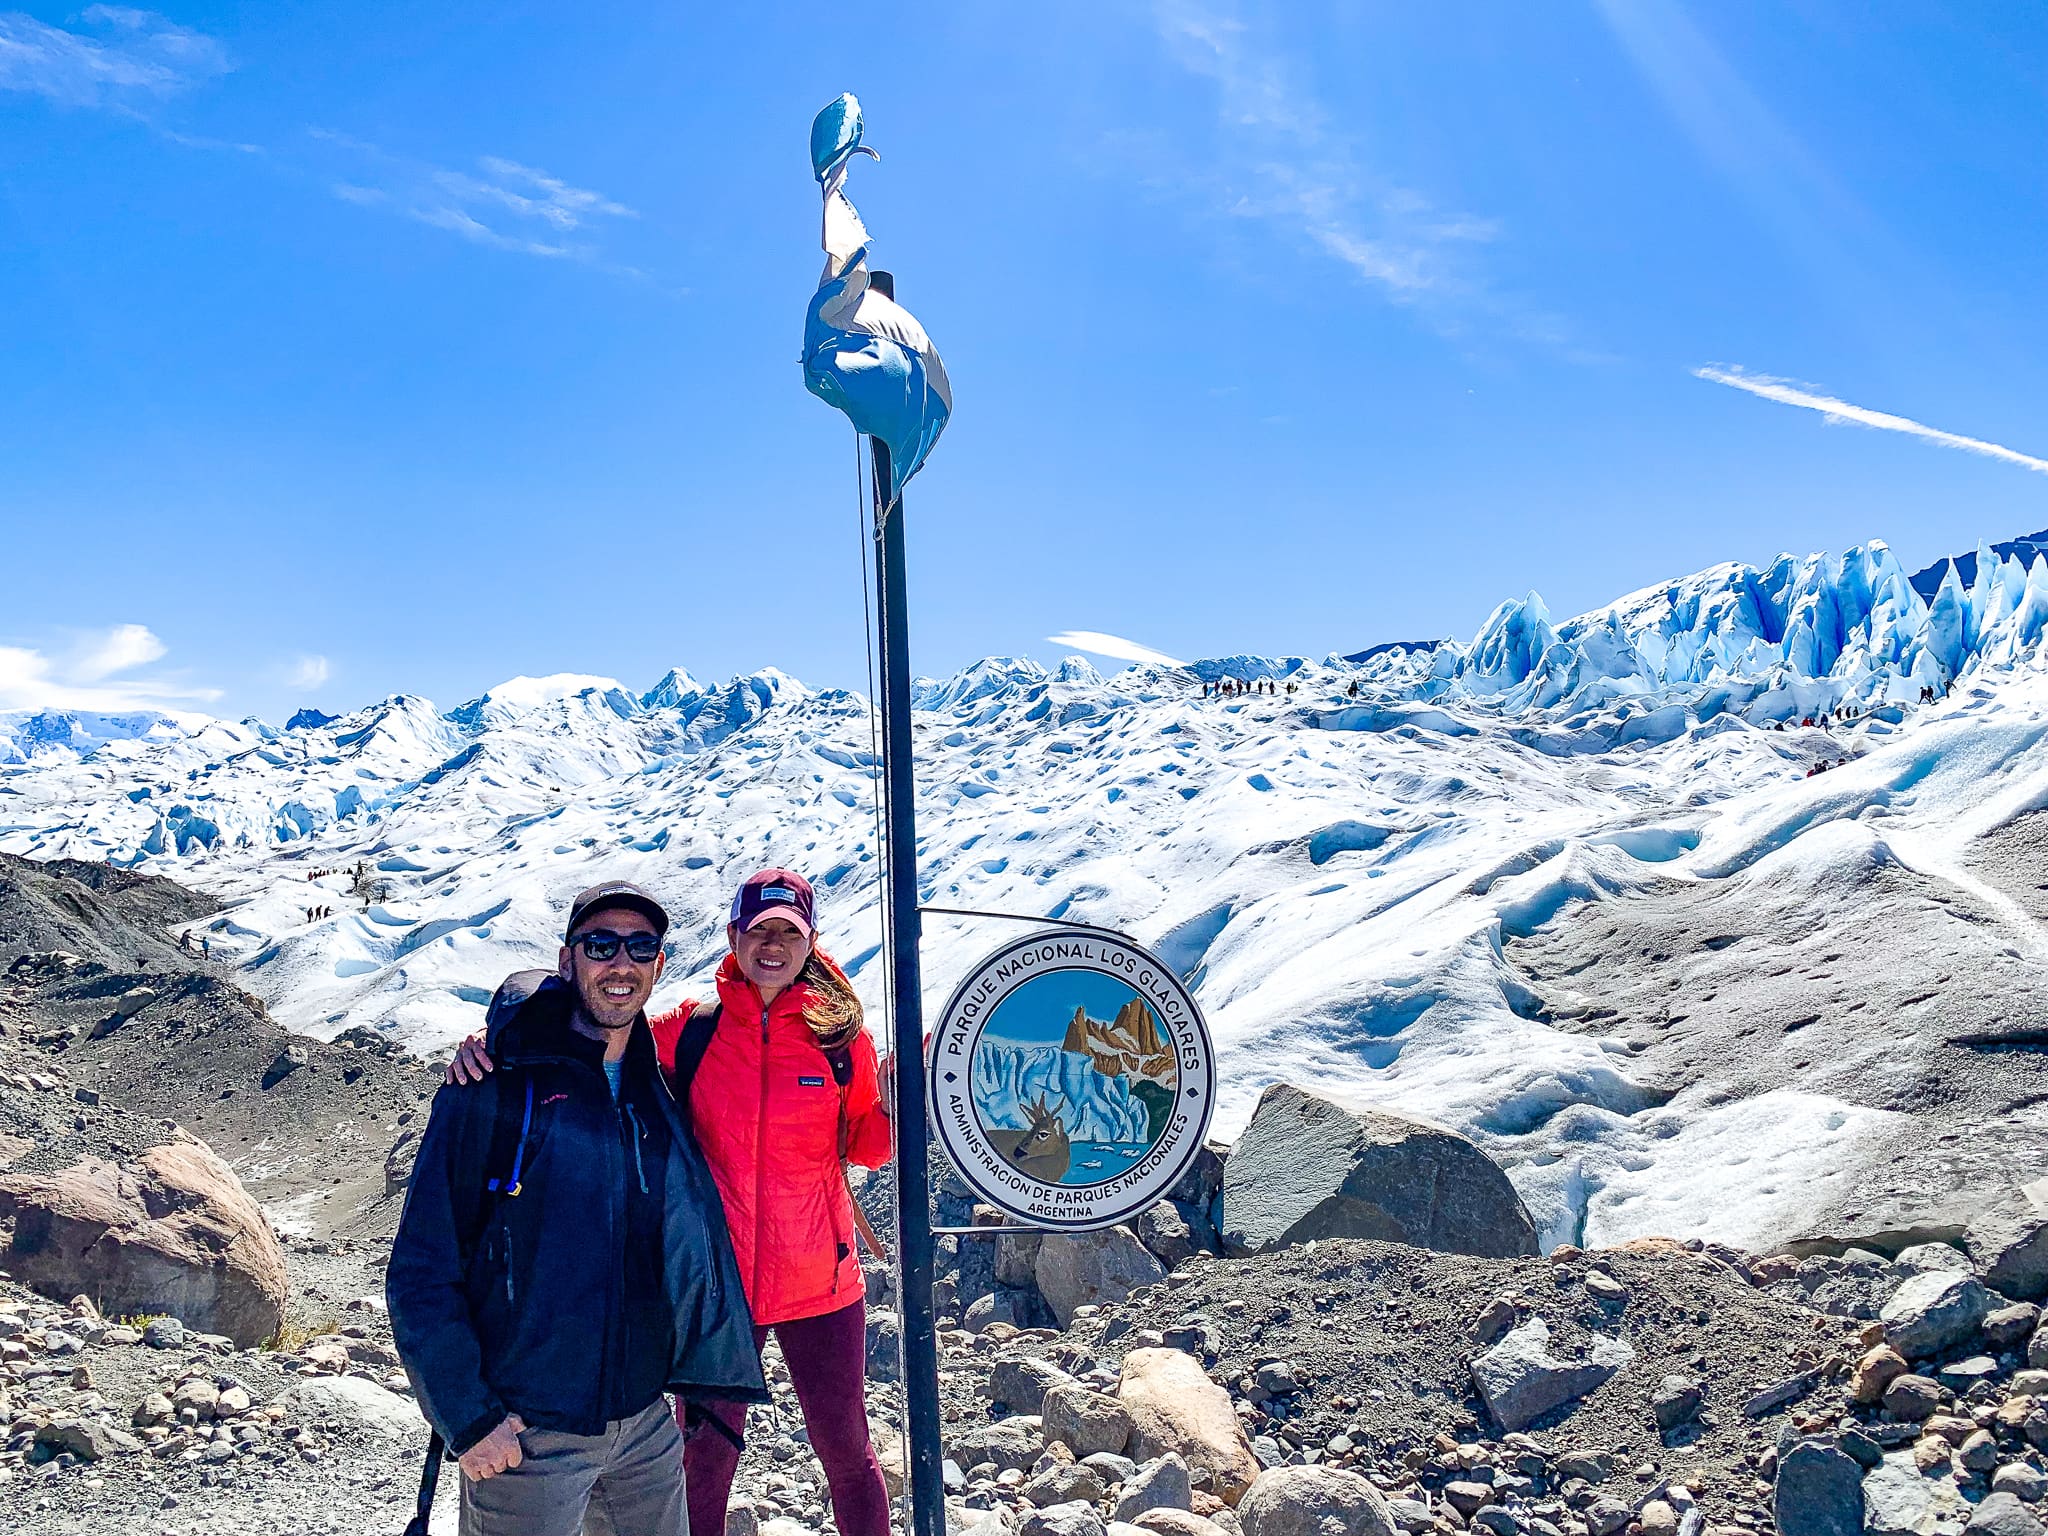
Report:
389,882,765,1536
447,869,896,1536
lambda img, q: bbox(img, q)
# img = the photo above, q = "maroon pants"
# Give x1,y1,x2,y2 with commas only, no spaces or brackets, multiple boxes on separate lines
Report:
682,1295,889,1536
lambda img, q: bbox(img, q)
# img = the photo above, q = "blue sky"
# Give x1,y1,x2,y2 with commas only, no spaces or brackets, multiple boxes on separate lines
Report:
2,2,2043,722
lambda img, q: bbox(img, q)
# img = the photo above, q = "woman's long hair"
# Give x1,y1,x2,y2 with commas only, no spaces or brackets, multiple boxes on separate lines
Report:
795,946,863,1049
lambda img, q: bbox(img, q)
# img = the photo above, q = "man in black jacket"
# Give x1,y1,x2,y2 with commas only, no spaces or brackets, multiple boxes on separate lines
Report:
389,881,766,1535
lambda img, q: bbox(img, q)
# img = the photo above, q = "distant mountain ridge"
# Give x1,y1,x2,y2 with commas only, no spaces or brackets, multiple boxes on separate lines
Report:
1909,526,2048,602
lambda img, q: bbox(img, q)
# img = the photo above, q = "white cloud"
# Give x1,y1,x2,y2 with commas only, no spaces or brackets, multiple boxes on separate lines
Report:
1144,0,1549,342
314,130,637,267
0,7,230,107
289,654,331,690
1695,366,2048,477
412,205,574,259
71,622,166,680
1046,631,1187,668
0,625,219,713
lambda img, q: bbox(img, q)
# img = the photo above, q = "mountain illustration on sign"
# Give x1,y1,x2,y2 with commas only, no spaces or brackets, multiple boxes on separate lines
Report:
973,973,1176,1187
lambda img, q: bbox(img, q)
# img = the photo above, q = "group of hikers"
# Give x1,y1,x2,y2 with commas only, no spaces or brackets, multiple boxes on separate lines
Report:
303,904,336,922
1203,676,1285,698
387,867,893,1536
175,929,212,959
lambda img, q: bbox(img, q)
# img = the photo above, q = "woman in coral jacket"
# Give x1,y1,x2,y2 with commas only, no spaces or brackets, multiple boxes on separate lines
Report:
664,868,893,1536
451,867,894,1536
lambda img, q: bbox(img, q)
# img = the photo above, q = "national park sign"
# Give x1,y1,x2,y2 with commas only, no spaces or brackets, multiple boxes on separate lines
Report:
928,929,1215,1230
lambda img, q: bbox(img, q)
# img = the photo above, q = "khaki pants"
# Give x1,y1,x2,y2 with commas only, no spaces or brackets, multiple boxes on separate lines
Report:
459,1398,686,1536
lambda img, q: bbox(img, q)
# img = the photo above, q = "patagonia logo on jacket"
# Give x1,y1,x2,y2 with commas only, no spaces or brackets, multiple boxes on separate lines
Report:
797,1075,826,1088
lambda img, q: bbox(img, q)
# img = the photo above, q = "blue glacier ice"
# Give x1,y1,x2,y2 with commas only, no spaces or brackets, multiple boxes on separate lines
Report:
1412,540,2048,717
973,1044,1151,1143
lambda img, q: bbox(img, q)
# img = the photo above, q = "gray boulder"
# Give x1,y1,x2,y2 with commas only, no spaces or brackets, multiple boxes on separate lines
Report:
1115,1454,1194,1522
1027,1464,1107,1508
952,1416,1045,1473
866,1308,902,1382
1994,1465,2047,1503
1892,1244,1975,1278
997,1221,1046,1289
1469,1316,1633,1432
282,1376,418,1441
1134,1201,1213,1270
1985,1304,2041,1350
1774,1441,1863,1536
1966,1181,2048,1302
1019,1504,1108,1536
1043,1381,1134,1459
1237,1464,1397,1536
1037,1228,1167,1327
1864,1452,1969,1536
1967,1495,2047,1536
1881,1271,1990,1360
991,1355,1078,1416
1218,1083,1537,1258
1652,1373,1705,1433
966,1290,1037,1333
35,1418,140,1461
1880,1374,1942,1422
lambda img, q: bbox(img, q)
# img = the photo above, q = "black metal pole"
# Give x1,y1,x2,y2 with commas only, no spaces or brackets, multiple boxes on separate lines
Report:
867,269,944,1536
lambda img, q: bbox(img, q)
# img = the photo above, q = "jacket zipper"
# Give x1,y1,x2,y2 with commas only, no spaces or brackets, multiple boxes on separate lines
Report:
600,1059,624,1423
754,1000,770,1307
625,1104,650,1194
828,1053,848,1296
651,1053,720,1307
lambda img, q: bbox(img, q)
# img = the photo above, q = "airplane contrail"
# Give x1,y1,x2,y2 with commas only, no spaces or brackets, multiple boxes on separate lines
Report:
1696,365,2048,476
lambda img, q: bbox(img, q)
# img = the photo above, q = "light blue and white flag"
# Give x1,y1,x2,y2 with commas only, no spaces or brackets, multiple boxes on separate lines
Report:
802,94,951,506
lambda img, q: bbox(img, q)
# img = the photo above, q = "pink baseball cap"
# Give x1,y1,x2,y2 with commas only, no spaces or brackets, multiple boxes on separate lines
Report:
730,868,815,938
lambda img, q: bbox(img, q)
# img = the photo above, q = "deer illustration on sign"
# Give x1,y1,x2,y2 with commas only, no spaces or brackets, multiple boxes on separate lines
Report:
987,1095,1072,1182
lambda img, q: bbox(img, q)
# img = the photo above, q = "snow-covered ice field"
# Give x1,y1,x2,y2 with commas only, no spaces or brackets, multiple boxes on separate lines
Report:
4,539,2044,1253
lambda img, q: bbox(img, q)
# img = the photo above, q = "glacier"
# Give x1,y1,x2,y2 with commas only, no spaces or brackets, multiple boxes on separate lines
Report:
2,534,2046,1253
972,1044,1152,1145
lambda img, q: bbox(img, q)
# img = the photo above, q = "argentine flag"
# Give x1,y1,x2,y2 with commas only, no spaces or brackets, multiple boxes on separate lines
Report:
802,95,952,507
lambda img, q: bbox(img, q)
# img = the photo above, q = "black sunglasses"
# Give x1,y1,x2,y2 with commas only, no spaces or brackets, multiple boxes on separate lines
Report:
572,930,663,964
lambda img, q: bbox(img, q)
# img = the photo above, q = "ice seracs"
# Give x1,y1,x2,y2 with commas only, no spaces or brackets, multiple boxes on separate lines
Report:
1425,539,2048,716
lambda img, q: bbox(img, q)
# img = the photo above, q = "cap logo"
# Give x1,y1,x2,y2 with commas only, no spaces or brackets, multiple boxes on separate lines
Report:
763,885,796,903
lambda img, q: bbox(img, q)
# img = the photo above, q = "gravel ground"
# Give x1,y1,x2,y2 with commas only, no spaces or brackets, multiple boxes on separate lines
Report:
929,1237,1863,1532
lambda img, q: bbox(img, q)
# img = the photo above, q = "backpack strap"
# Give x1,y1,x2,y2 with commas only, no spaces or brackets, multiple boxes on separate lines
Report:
671,1000,722,1101
403,1431,446,1536
484,1076,536,1200
827,1037,889,1264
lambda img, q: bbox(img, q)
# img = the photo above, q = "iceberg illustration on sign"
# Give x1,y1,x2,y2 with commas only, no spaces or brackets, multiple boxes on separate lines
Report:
975,1044,1151,1145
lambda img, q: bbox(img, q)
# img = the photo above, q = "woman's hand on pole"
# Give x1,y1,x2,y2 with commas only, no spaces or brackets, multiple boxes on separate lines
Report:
445,1032,495,1086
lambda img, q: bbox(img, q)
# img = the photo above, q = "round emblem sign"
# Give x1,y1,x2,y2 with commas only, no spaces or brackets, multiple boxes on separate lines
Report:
928,928,1215,1231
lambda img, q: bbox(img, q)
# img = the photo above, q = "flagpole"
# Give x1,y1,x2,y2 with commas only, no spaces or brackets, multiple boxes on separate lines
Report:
867,268,945,1536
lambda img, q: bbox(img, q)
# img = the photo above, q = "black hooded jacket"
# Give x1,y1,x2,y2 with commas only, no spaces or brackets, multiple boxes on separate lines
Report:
387,974,768,1455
